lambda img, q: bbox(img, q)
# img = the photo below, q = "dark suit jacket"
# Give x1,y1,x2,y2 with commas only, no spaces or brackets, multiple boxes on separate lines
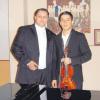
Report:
11,24,57,86
55,29,92,88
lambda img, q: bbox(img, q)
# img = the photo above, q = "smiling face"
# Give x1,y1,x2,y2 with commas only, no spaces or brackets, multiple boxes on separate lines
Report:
59,14,73,31
34,10,49,27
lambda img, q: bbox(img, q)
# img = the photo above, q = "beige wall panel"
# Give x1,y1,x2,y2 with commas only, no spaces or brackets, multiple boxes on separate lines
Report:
0,61,10,85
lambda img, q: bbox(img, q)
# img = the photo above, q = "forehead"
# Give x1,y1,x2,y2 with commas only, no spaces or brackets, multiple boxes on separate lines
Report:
35,10,48,16
60,14,72,20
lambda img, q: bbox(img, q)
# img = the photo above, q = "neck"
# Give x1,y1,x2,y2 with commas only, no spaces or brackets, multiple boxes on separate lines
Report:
35,23,45,28
62,29,71,36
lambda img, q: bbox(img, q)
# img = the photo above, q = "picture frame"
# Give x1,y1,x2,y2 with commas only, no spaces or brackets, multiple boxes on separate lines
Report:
47,0,91,34
94,29,100,46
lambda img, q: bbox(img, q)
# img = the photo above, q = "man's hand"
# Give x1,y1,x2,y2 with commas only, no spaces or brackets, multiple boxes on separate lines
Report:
51,80,57,88
61,57,71,65
27,60,38,71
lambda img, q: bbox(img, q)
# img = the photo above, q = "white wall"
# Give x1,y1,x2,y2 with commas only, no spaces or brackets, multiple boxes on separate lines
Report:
9,0,24,83
9,0,100,90
0,0,9,60
83,46,100,90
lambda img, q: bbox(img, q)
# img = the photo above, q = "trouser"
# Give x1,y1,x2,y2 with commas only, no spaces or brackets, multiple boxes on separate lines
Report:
75,81,83,90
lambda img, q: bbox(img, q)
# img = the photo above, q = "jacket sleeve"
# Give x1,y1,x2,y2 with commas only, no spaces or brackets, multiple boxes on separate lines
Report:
11,27,31,65
71,34,92,65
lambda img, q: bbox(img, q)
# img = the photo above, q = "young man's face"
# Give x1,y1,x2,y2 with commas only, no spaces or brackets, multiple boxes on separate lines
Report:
34,10,48,27
60,14,73,31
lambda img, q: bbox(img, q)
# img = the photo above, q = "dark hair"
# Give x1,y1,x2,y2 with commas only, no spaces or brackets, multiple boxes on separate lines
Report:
34,8,49,16
58,11,73,21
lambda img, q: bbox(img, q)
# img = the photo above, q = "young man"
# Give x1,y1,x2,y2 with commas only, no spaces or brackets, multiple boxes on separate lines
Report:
11,8,57,88
56,11,92,89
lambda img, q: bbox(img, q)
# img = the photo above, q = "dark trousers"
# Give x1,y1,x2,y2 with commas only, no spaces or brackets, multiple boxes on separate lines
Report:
75,81,83,89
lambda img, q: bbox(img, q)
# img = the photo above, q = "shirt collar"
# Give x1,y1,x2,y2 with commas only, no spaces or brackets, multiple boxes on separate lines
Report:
62,29,72,37
35,23,45,31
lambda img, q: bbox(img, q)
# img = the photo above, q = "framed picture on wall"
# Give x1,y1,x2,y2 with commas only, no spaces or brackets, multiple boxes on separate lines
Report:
47,0,91,34
94,29,100,46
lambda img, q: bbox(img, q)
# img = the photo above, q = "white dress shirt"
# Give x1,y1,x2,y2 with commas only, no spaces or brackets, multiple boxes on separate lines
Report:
35,24,47,69
62,31,71,49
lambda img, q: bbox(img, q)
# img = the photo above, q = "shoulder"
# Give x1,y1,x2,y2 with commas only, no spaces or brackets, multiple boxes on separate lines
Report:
17,24,33,31
46,28,56,38
72,29,86,39
16,24,34,37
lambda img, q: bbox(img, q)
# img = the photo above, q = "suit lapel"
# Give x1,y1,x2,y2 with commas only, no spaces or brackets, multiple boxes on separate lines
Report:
30,24,39,62
30,24,39,48
67,29,75,48
57,33,64,57
46,28,51,41
46,29,52,67
67,29,75,57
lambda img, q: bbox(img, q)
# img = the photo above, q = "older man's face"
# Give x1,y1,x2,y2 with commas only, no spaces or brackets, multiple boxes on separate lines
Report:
34,10,48,27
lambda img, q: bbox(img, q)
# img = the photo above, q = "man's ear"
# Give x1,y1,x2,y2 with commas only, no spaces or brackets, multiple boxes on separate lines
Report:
33,15,36,22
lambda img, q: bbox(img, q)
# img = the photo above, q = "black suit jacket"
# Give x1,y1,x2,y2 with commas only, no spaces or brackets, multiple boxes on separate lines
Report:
55,29,92,87
11,24,57,86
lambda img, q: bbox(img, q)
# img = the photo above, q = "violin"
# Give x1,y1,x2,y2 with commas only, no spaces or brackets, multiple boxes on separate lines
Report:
58,47,76,90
